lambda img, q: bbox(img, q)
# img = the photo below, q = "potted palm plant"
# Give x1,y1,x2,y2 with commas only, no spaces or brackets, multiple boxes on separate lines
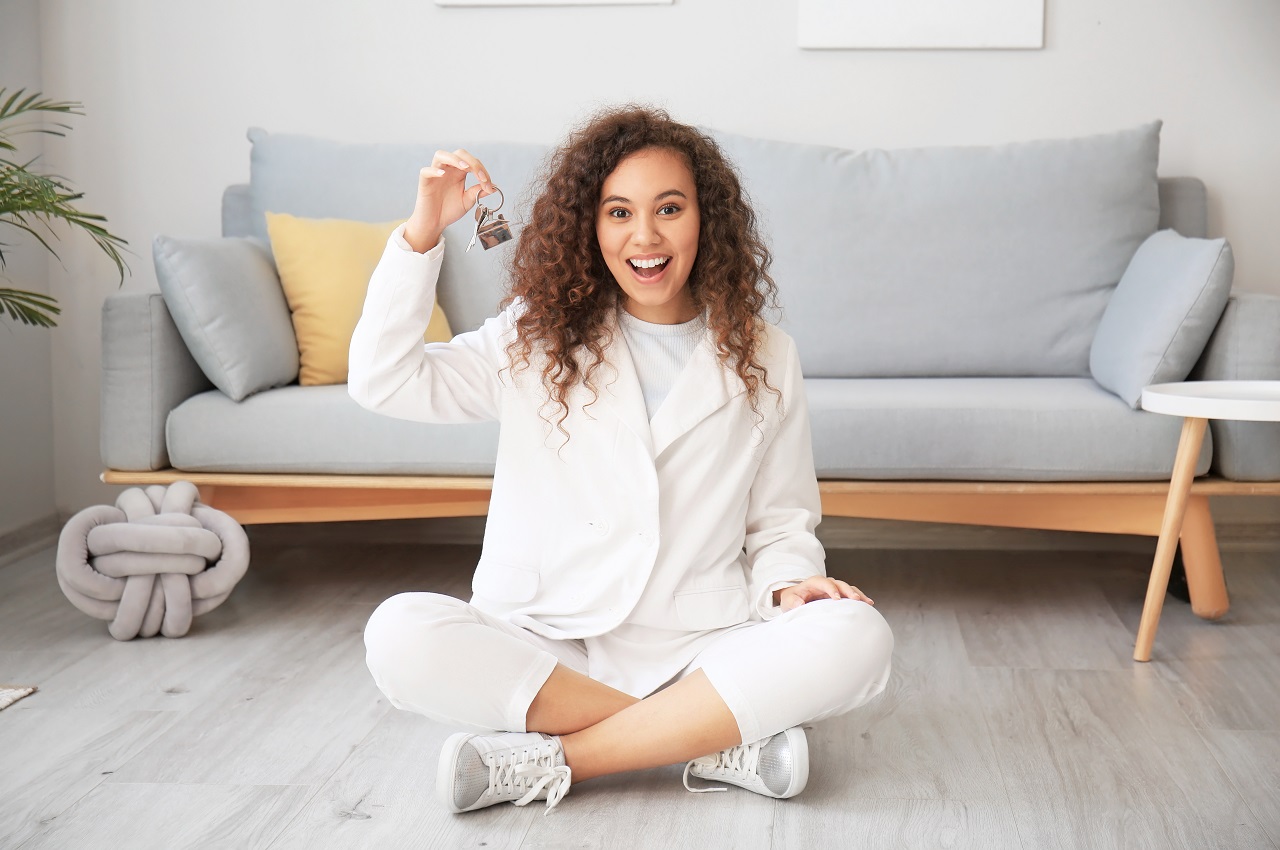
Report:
0,88,128,327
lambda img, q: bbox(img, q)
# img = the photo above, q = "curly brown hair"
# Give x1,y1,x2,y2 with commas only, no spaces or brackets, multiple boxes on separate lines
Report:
500,105,780,439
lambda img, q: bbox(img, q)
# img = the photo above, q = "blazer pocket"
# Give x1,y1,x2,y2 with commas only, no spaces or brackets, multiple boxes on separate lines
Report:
472,559,539,604
674,585,750,631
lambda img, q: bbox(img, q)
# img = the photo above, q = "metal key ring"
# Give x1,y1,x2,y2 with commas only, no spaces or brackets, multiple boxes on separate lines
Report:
474,186,504,219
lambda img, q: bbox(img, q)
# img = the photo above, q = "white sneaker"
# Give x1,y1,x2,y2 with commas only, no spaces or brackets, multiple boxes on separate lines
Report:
437,731,572,814
683,726,809,799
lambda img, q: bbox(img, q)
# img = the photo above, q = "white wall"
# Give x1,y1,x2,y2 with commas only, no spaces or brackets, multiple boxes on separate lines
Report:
34,0,1280,515
0,0,57,538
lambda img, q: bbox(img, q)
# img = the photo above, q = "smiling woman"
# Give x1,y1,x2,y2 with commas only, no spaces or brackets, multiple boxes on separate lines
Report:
346,104,893,816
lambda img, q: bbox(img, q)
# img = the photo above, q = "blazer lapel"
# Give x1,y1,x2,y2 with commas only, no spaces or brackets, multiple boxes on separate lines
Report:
649,329,748,459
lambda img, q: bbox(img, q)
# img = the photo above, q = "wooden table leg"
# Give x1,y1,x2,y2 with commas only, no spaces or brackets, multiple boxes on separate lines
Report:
1134,416,1208,662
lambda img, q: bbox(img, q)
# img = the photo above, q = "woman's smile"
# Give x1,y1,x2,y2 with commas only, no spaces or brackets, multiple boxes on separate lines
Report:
627,253,672,283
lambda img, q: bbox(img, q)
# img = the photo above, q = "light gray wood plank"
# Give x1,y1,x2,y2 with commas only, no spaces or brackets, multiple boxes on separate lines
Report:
773,799,1023,850
0,649,76,683
104,606,389,785
823,551,1011,803
0,709,178,848
0,546,111,653
4,536,1278,848
944,550,1139,670
1100,549,1280,732
17,783,313,850
20,561,393,715
1199,728,1280,846
518,764,774,850
268,708,533,850
979,667,1274,849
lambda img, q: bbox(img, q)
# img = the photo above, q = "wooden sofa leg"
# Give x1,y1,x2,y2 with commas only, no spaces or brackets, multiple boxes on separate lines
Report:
1180,494,1230,620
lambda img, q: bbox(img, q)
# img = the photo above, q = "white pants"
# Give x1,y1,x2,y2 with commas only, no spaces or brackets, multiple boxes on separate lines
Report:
364,593,894,745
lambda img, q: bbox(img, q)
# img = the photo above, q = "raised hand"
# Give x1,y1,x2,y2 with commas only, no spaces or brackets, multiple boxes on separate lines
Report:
403,148,498,253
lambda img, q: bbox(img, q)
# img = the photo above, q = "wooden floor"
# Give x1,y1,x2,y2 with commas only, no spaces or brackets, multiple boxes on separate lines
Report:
2,531,1279,849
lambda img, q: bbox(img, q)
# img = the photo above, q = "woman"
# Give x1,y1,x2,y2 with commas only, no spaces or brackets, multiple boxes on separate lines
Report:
350,106,893,814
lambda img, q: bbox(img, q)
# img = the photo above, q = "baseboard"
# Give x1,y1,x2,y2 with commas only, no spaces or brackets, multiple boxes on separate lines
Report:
246,516,490,548
242,511,1280,553
0,514,61,569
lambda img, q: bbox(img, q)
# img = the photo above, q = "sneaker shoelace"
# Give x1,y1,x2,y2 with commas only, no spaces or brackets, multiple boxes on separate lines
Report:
491,752,572,814
682,739,761,793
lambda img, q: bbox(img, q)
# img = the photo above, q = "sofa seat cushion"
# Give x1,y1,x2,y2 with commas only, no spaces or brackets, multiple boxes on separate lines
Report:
808,377,1211,481
167,379,1209,482
166,385,499,475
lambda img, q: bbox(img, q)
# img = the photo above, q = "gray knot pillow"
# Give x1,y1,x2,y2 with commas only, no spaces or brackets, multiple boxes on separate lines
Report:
56,481,250,640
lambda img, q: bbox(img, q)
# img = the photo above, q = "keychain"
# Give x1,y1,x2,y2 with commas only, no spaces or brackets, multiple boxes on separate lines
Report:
466,187,514,252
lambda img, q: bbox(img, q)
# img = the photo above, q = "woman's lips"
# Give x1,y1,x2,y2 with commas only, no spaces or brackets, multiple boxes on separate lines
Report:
628,258,670,284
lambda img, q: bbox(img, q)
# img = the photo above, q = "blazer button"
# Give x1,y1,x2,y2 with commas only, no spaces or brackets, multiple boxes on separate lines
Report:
588,520,610,536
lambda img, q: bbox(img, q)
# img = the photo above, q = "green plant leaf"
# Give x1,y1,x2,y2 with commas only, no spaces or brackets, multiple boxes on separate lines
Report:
0,89,128,327
0,130,131,285
0,287,60,327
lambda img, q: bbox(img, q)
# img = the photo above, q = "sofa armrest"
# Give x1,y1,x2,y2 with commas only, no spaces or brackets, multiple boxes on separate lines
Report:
101,292,214,471
1190,292,1280,480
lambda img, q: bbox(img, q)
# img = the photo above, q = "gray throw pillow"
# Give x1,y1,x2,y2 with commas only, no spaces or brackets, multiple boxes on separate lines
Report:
1090,229,1233,408
153,235,299,401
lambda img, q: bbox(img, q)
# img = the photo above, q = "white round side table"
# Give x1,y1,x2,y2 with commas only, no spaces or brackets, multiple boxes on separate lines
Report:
1135,380,1280,661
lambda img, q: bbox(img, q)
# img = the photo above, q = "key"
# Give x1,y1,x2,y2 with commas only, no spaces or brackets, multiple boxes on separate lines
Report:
466,207,488,253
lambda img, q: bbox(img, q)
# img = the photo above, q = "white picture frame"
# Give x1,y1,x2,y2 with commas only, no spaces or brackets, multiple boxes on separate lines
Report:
438,0,670,5
799,0,1044,50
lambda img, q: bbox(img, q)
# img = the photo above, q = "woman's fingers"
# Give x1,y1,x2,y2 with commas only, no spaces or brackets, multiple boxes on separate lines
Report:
779,576,876,610
451,148,496,193
429,149,473,177
833,579,874,605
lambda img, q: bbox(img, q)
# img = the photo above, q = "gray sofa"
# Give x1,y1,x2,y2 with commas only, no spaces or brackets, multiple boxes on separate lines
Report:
100,121,1280,618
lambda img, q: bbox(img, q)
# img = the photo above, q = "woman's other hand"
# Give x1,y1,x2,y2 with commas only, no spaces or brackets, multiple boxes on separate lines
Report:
403,149,499,253
776,576,874,611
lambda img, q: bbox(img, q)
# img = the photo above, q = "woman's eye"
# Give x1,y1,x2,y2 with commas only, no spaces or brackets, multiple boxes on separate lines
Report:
608,208,630,219
659,204,680,215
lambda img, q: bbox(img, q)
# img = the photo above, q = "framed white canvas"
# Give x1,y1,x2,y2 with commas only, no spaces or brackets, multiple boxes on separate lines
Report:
799,0,1044,49
438,0,670,5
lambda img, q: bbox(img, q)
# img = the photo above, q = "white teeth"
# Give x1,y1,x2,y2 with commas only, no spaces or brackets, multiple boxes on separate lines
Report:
629,257,670,269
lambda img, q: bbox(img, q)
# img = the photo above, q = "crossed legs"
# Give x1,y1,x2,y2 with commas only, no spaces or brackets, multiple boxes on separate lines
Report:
529,664,740,782
364,593,893,785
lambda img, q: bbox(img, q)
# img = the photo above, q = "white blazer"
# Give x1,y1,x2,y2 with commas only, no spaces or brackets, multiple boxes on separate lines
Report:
349,226,827,691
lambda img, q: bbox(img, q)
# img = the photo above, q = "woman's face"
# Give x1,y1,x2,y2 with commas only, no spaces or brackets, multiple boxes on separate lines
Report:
596,147,701,325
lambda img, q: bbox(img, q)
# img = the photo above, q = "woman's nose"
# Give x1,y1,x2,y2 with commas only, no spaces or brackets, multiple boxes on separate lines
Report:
631,216,660,244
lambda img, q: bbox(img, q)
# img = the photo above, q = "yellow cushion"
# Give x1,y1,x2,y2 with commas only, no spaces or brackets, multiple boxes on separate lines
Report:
265,213,453,386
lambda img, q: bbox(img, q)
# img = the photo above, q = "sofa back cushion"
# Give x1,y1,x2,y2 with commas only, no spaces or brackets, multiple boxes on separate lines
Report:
711,123,1162,377
243,128,548,335
229,124,1162,378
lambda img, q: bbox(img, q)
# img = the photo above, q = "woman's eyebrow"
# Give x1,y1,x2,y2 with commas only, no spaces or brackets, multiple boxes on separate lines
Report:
600,189,688,206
